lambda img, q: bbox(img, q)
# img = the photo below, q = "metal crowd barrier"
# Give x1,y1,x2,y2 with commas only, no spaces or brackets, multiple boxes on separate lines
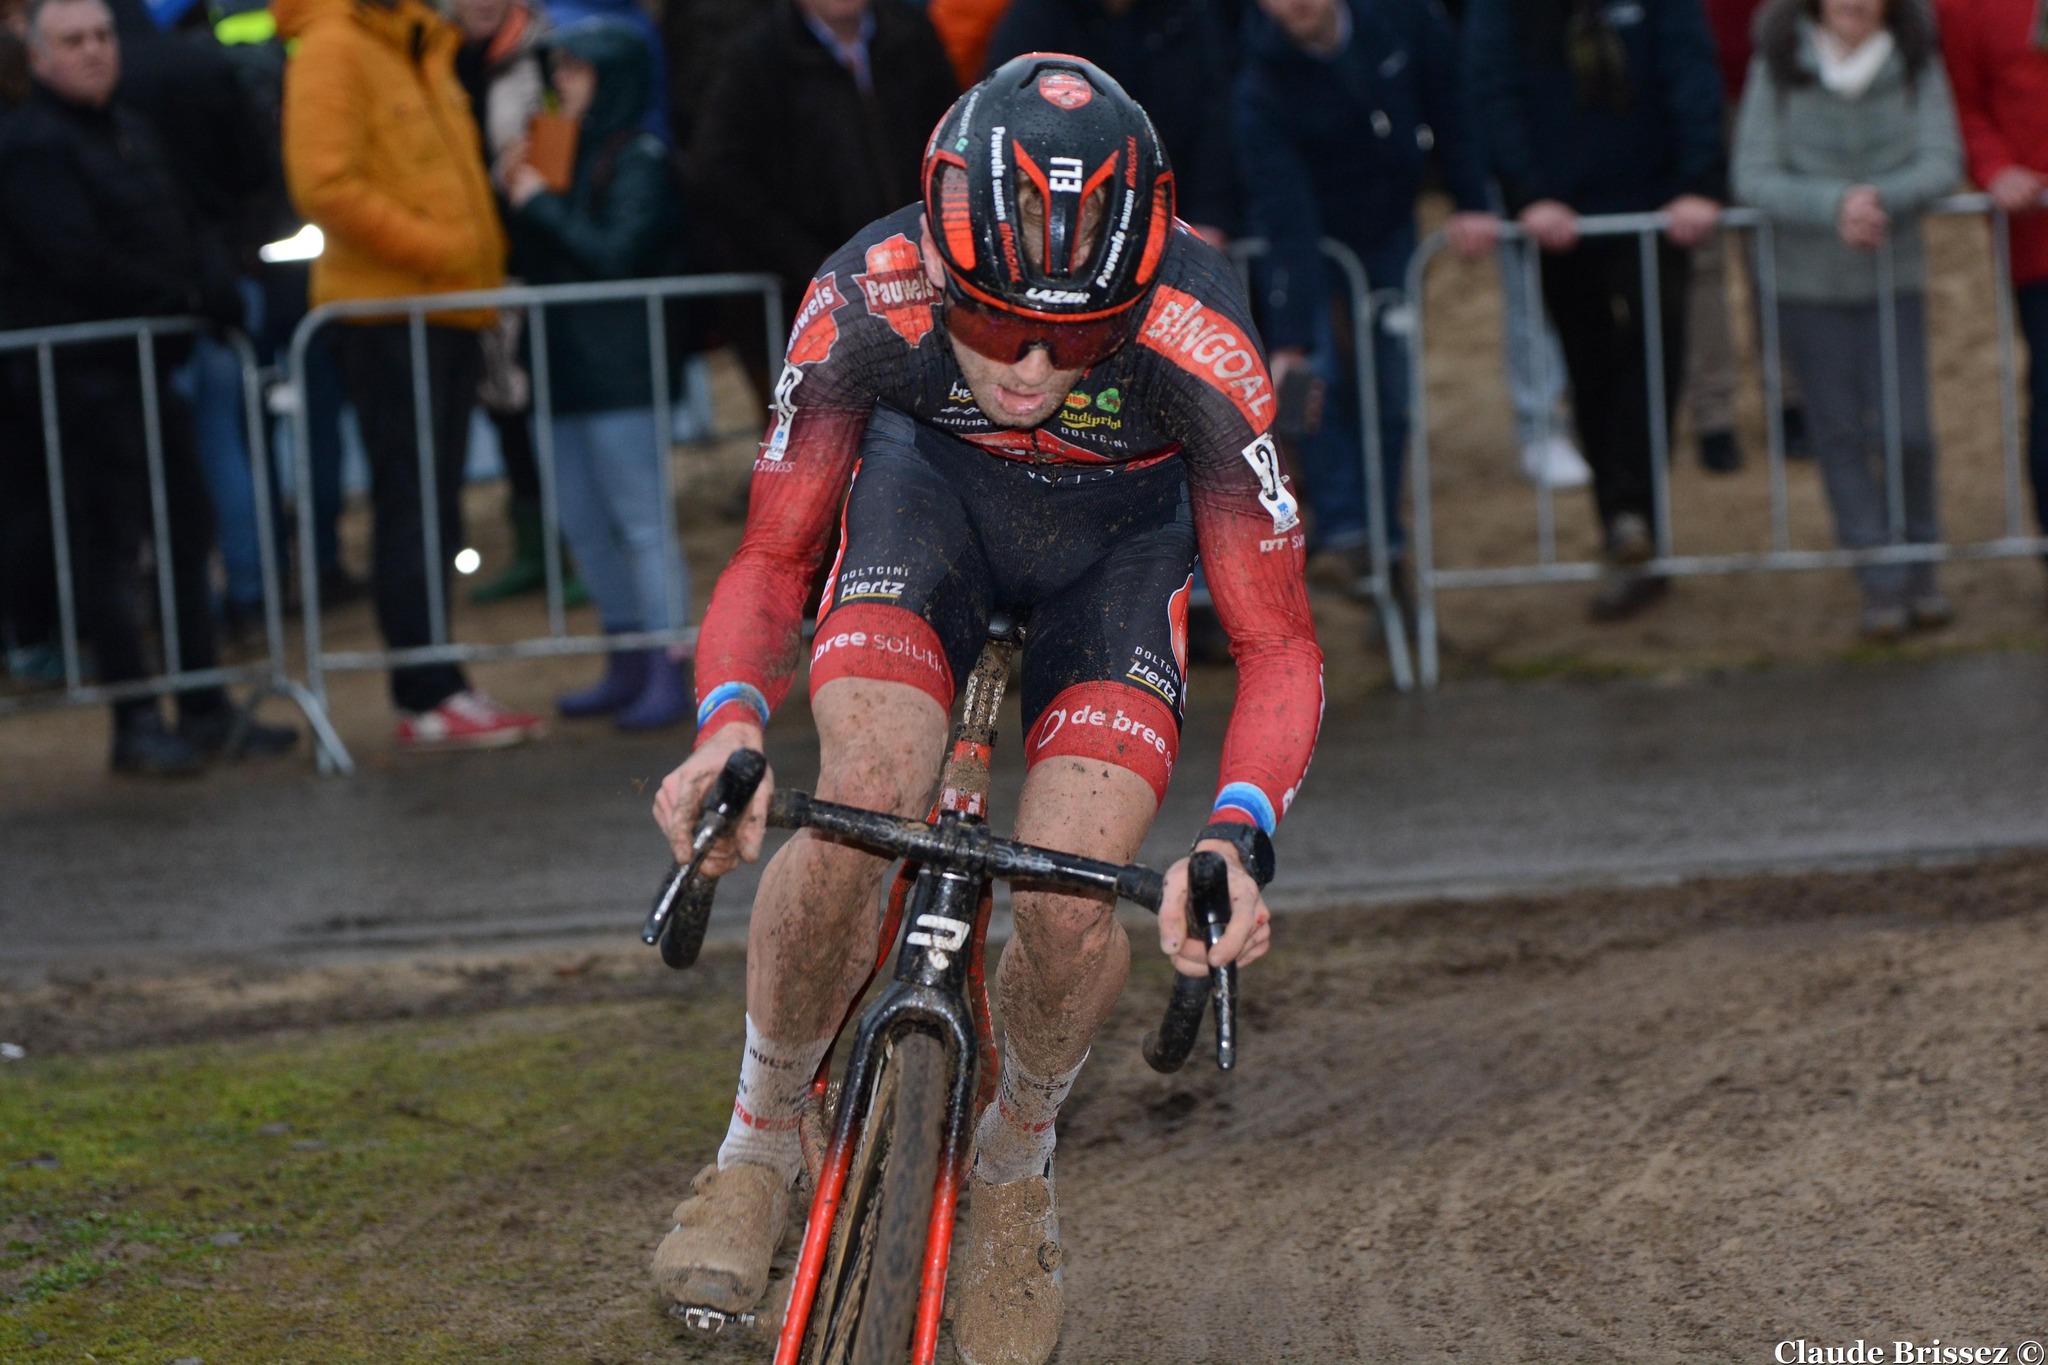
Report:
287,272,783,774
0,315,327,740
1405,193,2048,687
1230,237,1416,691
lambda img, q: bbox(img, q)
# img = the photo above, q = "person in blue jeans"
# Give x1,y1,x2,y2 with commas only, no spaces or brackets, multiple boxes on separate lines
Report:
501,19,691,728
1236,0,1499,599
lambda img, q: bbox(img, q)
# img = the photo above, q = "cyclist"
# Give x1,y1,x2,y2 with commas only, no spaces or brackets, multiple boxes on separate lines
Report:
650,53,1322,1363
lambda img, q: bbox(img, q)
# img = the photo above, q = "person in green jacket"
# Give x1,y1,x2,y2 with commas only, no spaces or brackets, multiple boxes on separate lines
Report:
1732,0,1962,638
500,19,692,728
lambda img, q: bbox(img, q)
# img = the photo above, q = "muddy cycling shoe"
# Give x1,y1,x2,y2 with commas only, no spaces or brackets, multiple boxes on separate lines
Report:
950,1168,1063,1365
651,1162,788,1313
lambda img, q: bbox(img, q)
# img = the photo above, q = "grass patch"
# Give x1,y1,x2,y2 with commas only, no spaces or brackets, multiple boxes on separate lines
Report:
1,984,755,1363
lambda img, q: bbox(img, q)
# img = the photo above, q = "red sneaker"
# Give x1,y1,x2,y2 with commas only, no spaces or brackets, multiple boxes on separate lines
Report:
394,690,547,751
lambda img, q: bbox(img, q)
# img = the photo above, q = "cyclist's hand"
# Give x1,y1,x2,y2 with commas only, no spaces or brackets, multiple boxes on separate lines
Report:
1158,841,1273,976
652,723,773,876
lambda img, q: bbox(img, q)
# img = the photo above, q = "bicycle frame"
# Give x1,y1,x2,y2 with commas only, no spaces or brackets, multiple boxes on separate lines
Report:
774,637,1017,1365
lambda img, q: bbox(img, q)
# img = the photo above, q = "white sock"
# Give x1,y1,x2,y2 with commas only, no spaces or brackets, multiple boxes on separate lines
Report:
717,1015,832,1186
971,1040,1086,1186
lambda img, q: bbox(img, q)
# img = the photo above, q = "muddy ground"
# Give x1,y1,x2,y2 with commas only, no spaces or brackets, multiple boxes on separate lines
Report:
8,853,2046,1361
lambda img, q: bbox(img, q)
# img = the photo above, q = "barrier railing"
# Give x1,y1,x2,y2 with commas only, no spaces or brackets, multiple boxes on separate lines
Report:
1230,237,1416,691
0,315,329,743
1405,193,2048,687
287,272,784,773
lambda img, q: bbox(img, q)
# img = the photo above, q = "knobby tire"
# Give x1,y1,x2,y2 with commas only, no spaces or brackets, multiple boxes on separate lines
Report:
803,1029,949,1365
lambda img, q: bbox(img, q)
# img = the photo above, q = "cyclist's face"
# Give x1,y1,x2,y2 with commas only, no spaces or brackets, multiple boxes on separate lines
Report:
949,336,1084,429
919,217,1087,429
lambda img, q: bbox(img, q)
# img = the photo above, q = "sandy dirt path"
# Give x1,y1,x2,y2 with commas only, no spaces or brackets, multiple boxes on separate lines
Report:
9,856,2043,1362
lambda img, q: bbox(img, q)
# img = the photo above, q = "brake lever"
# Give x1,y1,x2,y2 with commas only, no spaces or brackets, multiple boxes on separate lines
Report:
643,748,768,966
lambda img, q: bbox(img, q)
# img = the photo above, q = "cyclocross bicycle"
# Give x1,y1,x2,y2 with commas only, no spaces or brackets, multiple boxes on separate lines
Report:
642,618,1241,1364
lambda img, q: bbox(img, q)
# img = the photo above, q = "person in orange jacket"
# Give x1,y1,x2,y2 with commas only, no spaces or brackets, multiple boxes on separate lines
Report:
279,0,548,750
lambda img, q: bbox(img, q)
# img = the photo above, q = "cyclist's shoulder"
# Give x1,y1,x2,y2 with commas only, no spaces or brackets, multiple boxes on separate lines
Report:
1125,224,1275,438
789,205,945,378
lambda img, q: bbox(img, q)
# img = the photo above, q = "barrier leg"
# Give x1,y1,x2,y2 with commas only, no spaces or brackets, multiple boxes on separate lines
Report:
1405,241,1443,689
1756,221,1793,552
1637,230,1673,559
410,311,449,649
529,304,568,639
1522,238,1560,567
1327,245,1413,691
138,331,183,677
36,345,84,695
647,294,688,641
1993,208,2026,541
1877,240,1906,544
287,319,353,774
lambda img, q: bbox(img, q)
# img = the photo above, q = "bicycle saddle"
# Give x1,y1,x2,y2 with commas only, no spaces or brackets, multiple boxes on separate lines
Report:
985,610,1028,646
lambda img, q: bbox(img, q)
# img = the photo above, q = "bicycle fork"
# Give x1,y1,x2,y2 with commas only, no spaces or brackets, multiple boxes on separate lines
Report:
776,642,1015,1365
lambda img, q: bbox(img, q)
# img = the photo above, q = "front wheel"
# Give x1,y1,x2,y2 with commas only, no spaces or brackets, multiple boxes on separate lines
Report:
802,1028,950,1365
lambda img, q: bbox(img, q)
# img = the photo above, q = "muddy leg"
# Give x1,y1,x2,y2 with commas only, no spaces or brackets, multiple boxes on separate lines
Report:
997,757,1159,1076
745,677,949,1042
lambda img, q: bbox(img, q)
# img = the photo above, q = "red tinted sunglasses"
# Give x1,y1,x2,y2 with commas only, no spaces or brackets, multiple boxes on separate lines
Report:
944,294,1136,371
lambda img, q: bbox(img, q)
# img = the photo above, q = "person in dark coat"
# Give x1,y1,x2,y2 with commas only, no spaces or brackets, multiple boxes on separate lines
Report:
0,0,292,772
984,0,1240,238
691,0,957,398
1238,0,1496,593
105,0,278,639
1465,0,1725,620
502,19,694,728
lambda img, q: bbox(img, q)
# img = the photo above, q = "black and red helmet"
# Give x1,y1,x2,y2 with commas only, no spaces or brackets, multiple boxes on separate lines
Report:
922,54,1176,368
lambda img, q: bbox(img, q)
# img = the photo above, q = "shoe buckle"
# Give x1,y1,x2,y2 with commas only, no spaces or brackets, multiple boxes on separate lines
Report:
673,1304,759,1336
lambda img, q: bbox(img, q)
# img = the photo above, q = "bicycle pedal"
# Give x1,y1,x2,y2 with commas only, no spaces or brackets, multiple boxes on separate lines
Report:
671,1303,760,1336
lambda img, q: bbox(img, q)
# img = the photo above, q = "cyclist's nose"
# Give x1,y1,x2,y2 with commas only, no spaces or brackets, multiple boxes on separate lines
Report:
1011,345,1055,386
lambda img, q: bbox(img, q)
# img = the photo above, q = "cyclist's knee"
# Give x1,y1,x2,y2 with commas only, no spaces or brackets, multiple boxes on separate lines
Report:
812,676,948,817
1011,889,1126,964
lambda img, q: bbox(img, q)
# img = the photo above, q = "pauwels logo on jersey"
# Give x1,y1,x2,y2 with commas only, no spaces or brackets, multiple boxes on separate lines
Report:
1238,433,1301,533
1138,285,1275,429
855,234,939,347
786,274,846,366
762,274,850,464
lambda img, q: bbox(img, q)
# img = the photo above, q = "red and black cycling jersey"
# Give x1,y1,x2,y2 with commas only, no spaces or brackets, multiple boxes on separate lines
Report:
696,203,1323,834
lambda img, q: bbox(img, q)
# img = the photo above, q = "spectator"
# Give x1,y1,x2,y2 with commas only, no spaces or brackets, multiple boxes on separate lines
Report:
692,0,956,397
204,0,367,614
984,0,1240,239
1695,0,1809,464
1466,0,1726,620
1938,0,2048,596
930,0,1011,87
278,0,546,749
0,0,294,772
658,0,773,150
103,0,278,644
1238,0,1498,597
547,0,672,140
500,20,693,728
1,0,26,100
1496,201,1592,489
1733,0,1961,638
451,0,569,607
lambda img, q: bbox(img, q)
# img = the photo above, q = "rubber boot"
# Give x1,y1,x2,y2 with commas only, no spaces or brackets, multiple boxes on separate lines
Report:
616,651,693,731
557,648,652,718
471,497,547,604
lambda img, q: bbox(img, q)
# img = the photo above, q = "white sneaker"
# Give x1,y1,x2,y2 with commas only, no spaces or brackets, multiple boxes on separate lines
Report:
1519,434,1592,489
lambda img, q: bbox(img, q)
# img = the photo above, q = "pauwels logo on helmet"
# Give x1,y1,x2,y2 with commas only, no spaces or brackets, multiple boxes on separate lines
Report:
922,55,1177,370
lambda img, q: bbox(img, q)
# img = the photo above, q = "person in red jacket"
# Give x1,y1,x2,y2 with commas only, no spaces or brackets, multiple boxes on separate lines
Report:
1939,0,2048,584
